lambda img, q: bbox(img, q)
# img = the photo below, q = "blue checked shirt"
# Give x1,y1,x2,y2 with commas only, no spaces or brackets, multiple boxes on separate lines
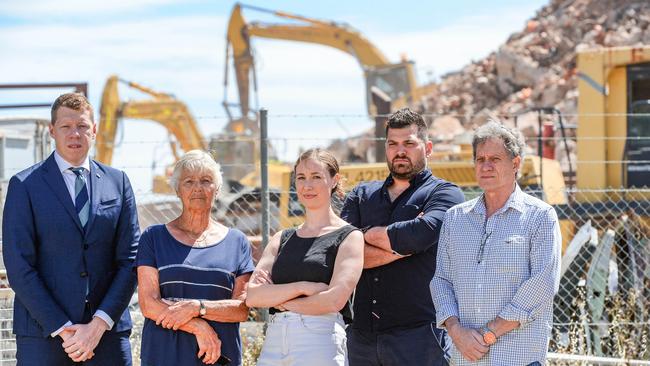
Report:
431,185,561,365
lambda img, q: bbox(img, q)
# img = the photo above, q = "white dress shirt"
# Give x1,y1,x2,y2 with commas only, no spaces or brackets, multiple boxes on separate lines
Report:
54,151,91,202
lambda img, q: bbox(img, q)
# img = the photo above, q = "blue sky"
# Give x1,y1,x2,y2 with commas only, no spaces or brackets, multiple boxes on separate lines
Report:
0,0,547,192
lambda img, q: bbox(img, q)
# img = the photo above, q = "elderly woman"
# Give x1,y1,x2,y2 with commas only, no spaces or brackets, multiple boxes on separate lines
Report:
137,150,255,366
247,148,364,366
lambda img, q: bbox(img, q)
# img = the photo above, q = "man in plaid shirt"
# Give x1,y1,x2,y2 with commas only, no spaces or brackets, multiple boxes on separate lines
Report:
431,121,561,365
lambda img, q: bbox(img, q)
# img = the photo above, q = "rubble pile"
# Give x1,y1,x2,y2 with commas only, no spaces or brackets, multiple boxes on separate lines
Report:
331,0,650,165
422,0,650,128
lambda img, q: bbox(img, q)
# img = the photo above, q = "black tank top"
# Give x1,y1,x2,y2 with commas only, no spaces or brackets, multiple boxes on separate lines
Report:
270,225,358,323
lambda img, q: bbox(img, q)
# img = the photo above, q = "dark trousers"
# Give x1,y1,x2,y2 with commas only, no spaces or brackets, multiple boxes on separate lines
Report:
16,304,132,366
347,322,448,366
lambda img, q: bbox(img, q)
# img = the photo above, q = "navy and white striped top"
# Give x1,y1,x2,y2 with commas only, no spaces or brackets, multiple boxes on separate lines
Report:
136,224,255,366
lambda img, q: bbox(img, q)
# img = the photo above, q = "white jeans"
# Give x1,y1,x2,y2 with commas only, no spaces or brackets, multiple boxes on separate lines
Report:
257,311,348,366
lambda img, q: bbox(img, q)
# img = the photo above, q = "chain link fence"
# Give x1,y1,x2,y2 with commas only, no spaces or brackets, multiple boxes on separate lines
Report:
0,110,649,364
548,188,650,361
2,185,648,364
125,184,650,363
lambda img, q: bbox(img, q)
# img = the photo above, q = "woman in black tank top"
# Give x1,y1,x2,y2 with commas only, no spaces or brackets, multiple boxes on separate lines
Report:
246,149,364,366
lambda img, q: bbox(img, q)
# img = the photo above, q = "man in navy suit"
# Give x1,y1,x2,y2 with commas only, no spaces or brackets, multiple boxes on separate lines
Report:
2,93,140,365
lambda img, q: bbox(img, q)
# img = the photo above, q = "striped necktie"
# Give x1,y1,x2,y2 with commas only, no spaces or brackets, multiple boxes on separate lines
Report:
70,167,89,228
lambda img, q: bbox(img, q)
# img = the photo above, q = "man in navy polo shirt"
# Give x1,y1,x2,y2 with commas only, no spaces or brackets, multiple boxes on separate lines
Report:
341,108,464,366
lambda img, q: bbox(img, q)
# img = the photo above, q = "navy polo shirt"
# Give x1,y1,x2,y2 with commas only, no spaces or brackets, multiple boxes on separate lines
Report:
341,169,464,332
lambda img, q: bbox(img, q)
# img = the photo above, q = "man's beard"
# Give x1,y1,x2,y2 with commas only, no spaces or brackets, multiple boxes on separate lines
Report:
388,155,426,180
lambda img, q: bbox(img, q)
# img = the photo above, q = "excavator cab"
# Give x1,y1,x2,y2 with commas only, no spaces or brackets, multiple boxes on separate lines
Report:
365,61,415,110
626,62,650,188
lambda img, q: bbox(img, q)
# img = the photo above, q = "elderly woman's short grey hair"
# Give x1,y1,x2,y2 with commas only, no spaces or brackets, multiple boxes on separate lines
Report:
472,120,526,160
169,150,223,193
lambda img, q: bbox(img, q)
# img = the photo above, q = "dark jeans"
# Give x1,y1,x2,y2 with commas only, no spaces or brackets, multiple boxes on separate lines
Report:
346,322,448,366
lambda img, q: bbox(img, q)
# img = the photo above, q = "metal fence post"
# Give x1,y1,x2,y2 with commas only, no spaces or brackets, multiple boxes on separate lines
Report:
259,108,270,323
260,108,270,249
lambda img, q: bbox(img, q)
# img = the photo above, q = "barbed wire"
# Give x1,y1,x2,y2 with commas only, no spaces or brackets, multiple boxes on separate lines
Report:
130,187,650,195
1,163,259,171
97,112,650,122
563,187,650,193
23,159,644,171
199,112,650,119
267,136,650,142
571,160,650,164
553,322,650,326
98,135,650,145
9,158,637,173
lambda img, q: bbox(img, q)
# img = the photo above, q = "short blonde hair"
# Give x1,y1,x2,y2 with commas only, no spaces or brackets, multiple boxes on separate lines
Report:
169,150,223,194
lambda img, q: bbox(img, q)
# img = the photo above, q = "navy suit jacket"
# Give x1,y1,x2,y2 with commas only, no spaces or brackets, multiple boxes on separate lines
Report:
2,152,140,337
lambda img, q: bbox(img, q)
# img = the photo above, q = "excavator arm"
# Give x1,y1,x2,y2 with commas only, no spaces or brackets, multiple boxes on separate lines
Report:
228,4,390,69
96,75,206,165
225,3,421,119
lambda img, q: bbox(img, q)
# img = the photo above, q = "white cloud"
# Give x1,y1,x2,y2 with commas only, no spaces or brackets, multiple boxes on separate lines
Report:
0,0,187,18
0,14,228,191
375,8,534,81
252,42,366,109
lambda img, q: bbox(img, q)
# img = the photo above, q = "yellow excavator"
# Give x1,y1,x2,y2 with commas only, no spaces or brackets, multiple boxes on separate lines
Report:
225,2,650,242
223,3,567,230
96,75,207,193
223,2,437,125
